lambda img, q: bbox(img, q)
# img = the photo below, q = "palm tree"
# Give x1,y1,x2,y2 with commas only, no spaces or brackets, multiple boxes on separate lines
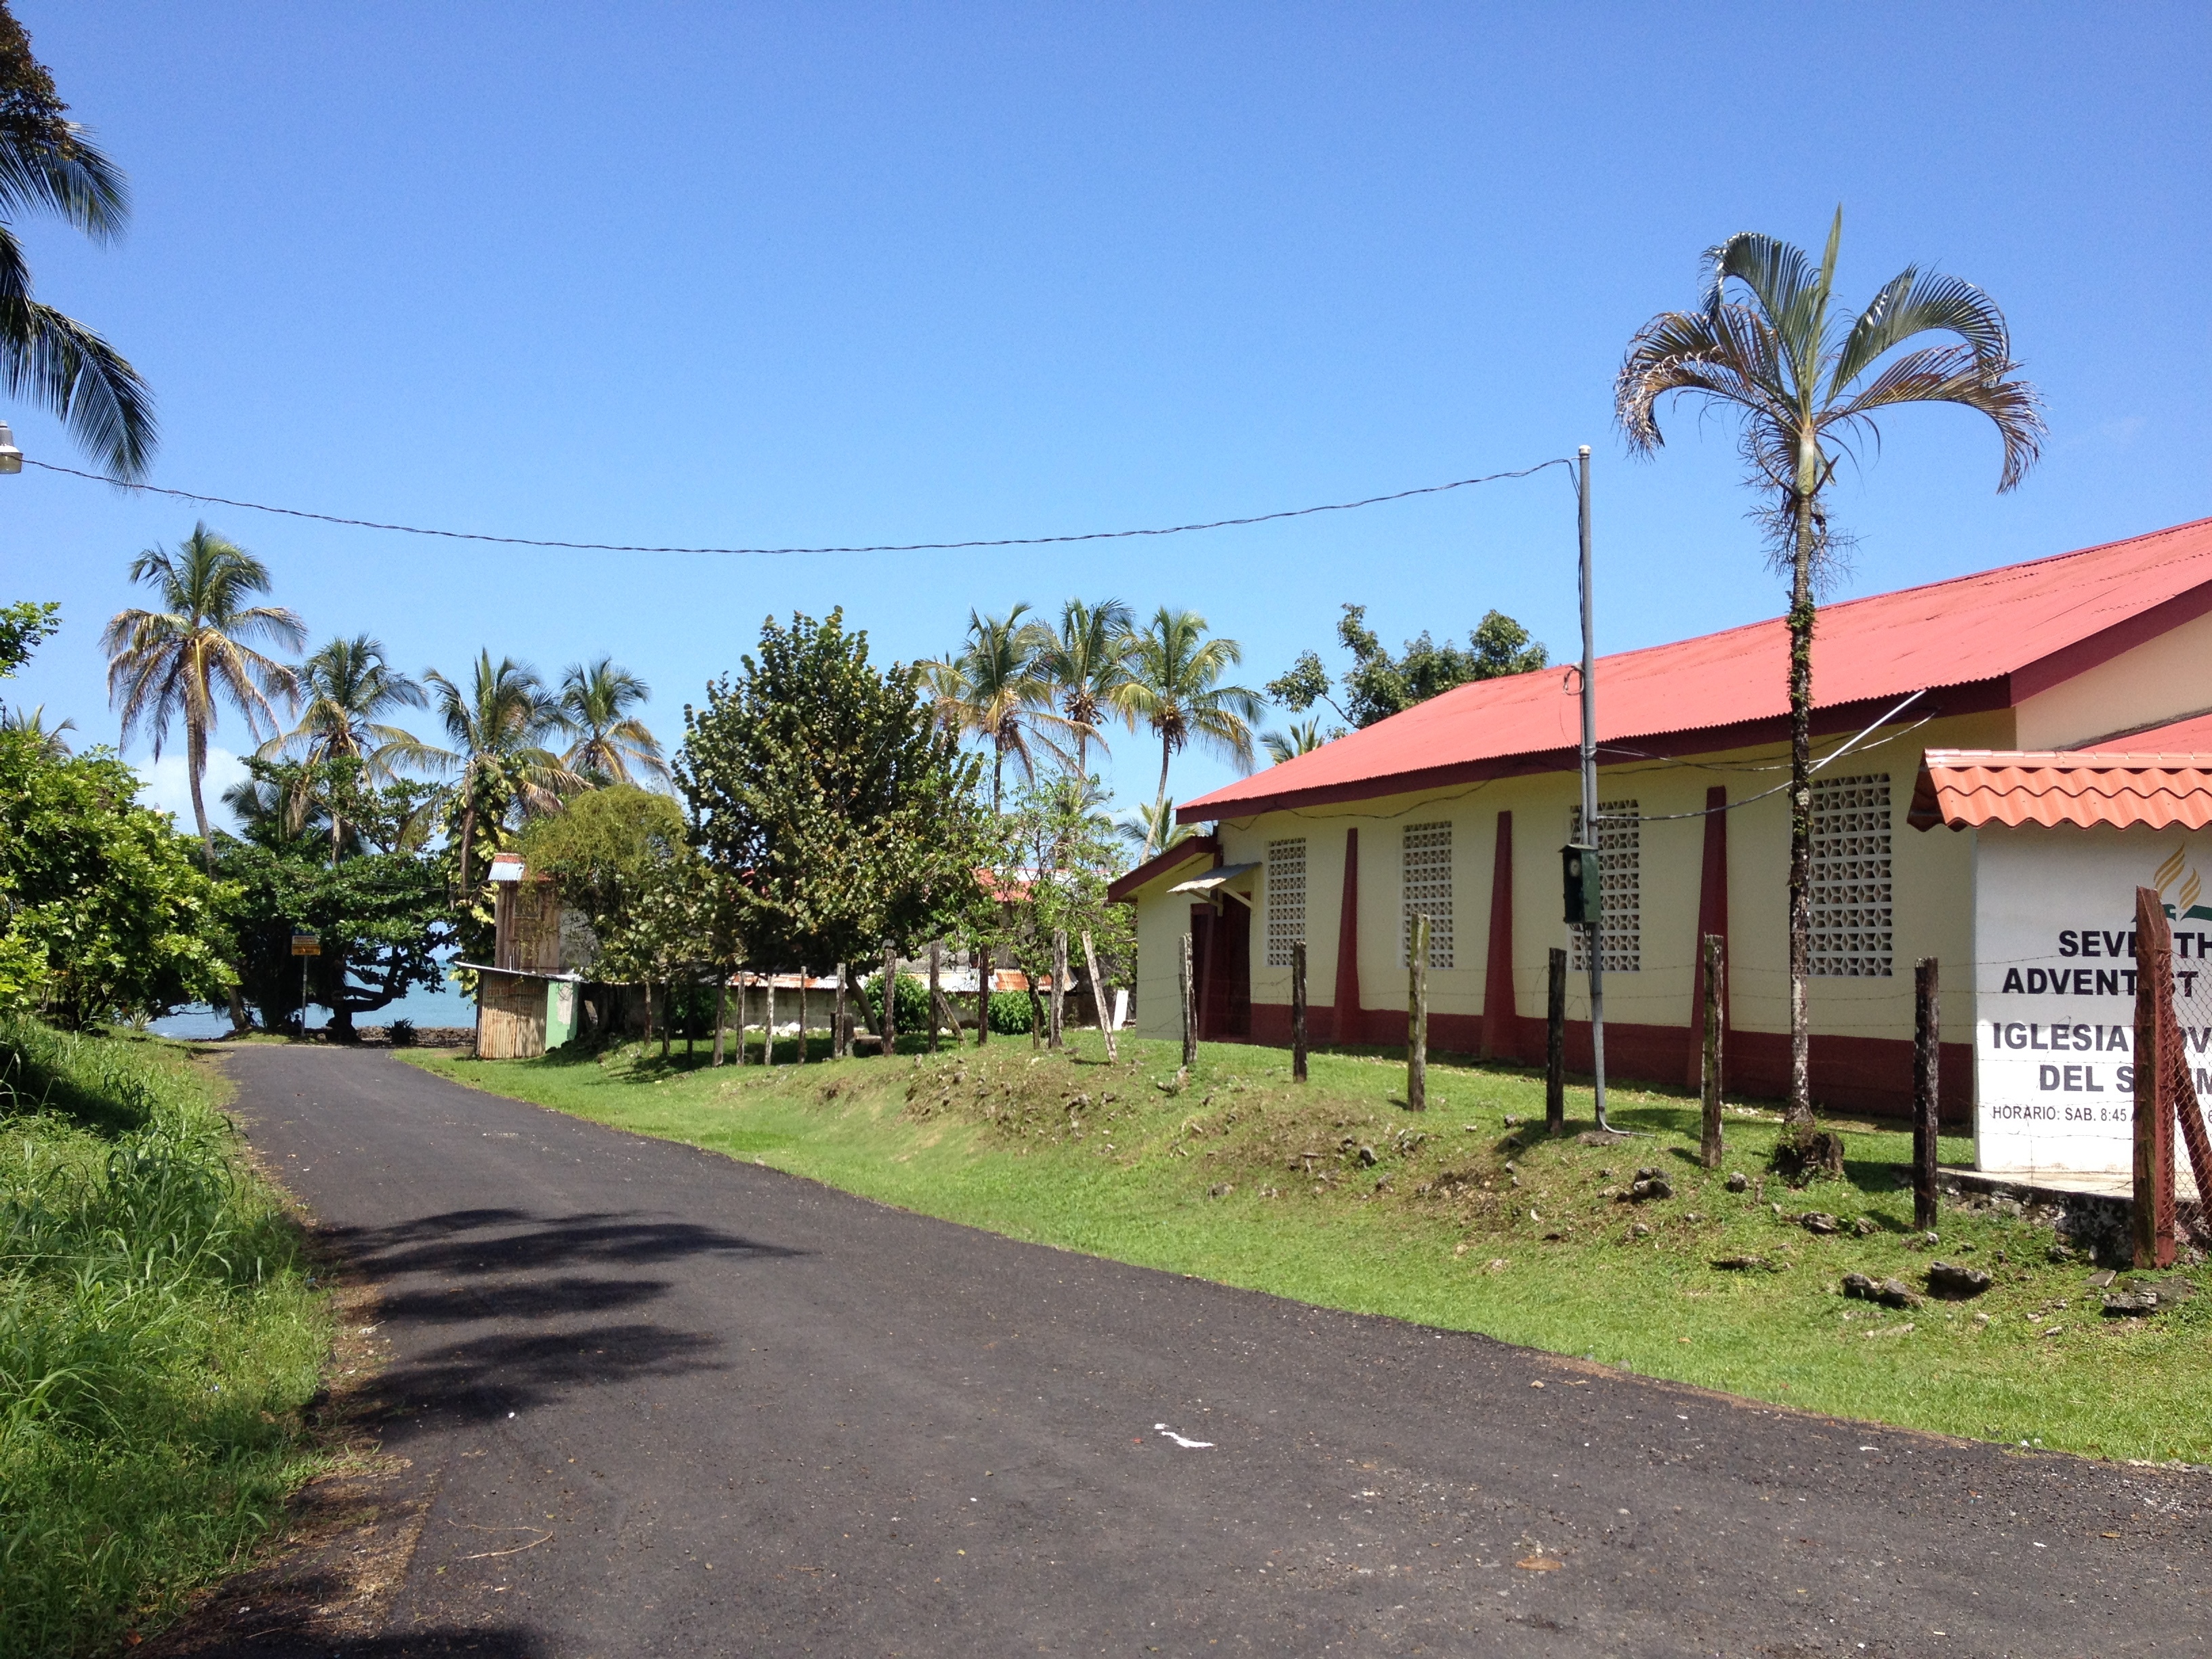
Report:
0,7,156,478
102,524,304,868
1038,598,1134,778
1616,209,2042,1136
1,702,74,757
1120,607,1262,860
1261,716,1330,766
1115,798,1191,862
421,652,578,898
557,657,670,787
918,605,1081,811
263,634,432,858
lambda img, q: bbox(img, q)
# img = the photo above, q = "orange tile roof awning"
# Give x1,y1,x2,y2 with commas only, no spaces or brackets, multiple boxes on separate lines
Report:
1181,515,2212,825
1910,749,2212,832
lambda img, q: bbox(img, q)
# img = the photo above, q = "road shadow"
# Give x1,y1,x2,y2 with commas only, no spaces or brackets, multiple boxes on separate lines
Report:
375,1275,674,1324
330,1208,807,1279
365,1321,727,1423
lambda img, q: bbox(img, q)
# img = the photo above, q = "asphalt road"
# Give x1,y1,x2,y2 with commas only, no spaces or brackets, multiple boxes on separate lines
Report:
207,1046,2210,1658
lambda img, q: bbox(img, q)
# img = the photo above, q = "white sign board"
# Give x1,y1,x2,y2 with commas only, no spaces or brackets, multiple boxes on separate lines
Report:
1974,824,2212,1174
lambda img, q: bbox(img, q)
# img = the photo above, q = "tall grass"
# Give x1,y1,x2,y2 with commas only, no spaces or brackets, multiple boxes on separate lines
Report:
0,1019,329,1658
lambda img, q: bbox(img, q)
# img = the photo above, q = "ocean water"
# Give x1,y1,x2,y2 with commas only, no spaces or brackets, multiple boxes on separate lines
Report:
150,972,477,1040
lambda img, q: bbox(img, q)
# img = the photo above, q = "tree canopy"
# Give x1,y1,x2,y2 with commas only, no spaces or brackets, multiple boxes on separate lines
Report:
678,609,985,971
1267,602,1548,731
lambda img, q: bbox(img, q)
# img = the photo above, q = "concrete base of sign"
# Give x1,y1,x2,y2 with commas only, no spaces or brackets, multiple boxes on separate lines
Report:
1946,1164,2201,1206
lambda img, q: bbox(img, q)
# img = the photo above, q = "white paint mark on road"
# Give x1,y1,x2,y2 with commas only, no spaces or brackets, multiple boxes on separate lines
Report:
1153,1424,1214,1448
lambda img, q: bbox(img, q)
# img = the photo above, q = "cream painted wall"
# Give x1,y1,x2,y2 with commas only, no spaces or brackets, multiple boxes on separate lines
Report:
1139,708,2011,1047
2015,606,2212,750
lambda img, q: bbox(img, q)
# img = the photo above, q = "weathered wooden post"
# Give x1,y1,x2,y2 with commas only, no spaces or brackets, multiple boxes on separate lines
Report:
1179,931,1197,1071
1290,938,1309,1083
1913,956,1940,1231
1407,913,1430,1111
834,962,848,1059
797,966,811,1065
928,941,942,1054
1545,946,1566,1135
1082,930,1118,1062
1050,930,1067,1050
712,971,727,1067
2133,887,2177,1269
975,933,991,1048
881,943,898,1057
764,973,778,1068
1700,933,1725,1169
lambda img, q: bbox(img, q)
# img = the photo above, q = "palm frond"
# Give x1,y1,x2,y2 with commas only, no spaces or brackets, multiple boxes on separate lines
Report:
0,234,156,479
1829,268,2014,397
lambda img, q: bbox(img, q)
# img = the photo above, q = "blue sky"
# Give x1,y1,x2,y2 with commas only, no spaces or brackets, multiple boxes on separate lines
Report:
5,2,2207,831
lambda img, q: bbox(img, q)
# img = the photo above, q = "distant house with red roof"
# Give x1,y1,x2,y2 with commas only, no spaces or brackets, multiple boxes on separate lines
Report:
1112,516,2212,1170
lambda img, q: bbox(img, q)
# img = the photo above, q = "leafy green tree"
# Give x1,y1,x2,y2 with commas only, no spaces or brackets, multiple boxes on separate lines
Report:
0,729,230,1025
216,758,451,1038
101,525,304,869
985,775,1134,1037
1267,602,1548,732
1120,607,1261,860
518,784,687,963
678,609,985,977
1616,211,2041,1134
0,597,58,680
0,3,156,478
557,657,670,787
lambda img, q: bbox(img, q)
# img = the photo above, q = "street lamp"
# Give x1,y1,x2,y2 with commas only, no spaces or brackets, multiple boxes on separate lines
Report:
0,422,20,474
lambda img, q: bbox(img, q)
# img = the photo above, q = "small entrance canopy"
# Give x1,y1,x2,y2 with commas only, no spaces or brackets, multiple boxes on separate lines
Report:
1912,714,2212,832
1167,861,1259,904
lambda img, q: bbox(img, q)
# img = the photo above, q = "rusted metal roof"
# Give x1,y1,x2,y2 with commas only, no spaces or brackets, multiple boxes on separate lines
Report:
1181,516,2212,823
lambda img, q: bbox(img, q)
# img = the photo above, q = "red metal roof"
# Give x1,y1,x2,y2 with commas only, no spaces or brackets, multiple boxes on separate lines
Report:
1106,835,1218,904
1182,516,2212,823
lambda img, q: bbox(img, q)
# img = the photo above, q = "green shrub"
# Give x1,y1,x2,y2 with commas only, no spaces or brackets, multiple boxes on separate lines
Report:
0,1020,327,1656
861,973,933,1034
987,989,1035,1035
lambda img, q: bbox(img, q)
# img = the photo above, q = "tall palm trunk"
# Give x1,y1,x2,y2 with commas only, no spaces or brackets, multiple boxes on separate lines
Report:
1141,732,1174,861
1784,474,1819,1133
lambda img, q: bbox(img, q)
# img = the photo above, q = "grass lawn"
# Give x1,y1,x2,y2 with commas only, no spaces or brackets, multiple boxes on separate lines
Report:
404,1029,2211,1464
0,1021,332,1658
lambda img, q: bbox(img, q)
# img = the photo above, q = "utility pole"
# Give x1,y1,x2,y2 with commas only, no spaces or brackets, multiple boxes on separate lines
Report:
1578,444,1612,1131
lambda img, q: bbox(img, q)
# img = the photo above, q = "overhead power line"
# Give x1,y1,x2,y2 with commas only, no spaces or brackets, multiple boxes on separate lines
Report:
23,455,1574,557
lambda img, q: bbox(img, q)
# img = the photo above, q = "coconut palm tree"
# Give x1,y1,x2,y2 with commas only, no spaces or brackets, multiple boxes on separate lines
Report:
918,605,1081,811
557,657,669,787
1,701,73,757
1120,607,1261,860
102,524,304,868
1616,209,2042,1135
420,652,578,898
1261,716,1334,765
1115,798,1191,862
262,634,432,858
0,5,156,478
1038,598,1134,778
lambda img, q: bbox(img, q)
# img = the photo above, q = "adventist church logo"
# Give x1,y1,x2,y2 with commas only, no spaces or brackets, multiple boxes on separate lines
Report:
2154,844,2212,922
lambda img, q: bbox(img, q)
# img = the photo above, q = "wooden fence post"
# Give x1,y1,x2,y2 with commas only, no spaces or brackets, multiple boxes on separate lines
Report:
1546,947,1566,1134
881,944,898,1057
1179,932,1197,1071
1291,939,1309,1083
1082,930,1118,1062
1050,930,1067,1050
2133,886,2177,1269
1913,957,1940,1231
1407,914,1430,1111
713,972,727,1067
764,975,777,1068
975,933,991,1048
798,966,811,1065
928,941,941,1054
1700,933,1725,1168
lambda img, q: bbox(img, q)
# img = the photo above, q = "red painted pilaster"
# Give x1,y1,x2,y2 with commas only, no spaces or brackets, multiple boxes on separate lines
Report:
1481,811,1516,1060
1331,827,1361,1042
1685,784,1732,1088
